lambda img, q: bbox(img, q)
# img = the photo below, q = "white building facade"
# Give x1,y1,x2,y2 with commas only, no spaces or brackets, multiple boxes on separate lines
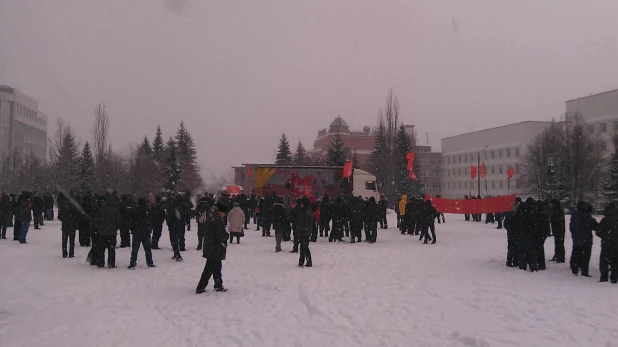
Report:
440,121,552,199
566,88,618,157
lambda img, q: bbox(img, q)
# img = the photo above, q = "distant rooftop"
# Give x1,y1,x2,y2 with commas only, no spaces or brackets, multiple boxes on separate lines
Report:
566,88,618,103
441,121,553,140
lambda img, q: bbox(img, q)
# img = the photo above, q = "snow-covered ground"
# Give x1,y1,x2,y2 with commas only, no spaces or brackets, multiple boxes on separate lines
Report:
1,213,617,347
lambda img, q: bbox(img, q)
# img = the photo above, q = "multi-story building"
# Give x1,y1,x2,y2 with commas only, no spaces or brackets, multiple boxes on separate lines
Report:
566,88,618,156
415,145,442,195
313,116,376,169
440,121,552,199
0,86,48,171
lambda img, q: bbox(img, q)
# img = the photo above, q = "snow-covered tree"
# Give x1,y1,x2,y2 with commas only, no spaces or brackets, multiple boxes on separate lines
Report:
394,126,413,196
275,133,293,165
78,142,95,192
325,132,346,166
164,137,182,191
293,141,308,166
152,125,165,162
602,135,618,201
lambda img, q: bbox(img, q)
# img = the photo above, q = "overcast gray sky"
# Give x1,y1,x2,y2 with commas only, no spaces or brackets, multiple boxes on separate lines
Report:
1,0,617,178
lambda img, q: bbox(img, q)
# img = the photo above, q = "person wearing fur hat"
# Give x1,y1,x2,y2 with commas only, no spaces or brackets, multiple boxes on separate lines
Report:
227,202,245,244
196,202,230,293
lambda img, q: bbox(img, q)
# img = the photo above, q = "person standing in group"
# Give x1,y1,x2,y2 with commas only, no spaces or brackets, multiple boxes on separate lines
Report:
329,197,346,243
318,195,331,238
420,200,437,244
118,195,134,248
58,193,79,258
364,197,379,243
535,200,550,271
569,201,599,277
297,197,313,267
94,194,123,268
44,193,55,221
549,198,566,263
597,201,618,283
349,196,364,243
378,195,388,229
19,193,32,244
150,196,166,250
227,202,245,245
289,199,302,252
271,197,290,251
196,202,230,294
503,198,521,267
260,194,274,237
247,193,258,227
398,194,407,234
195,196,211,250
166,194,184,262
128,198,156,269
0,194,12,239
12,194,22,241
32,193,44,229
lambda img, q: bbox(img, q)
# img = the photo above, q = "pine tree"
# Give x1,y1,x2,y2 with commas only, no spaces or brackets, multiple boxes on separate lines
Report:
293,141,308,166
394,126,413,196
163,137,182,191
602,135,618,201
371,121,389,194
140,136,153,156
325,132,346,166
275,133,293,165
175,122,202,191
78,142,95,192
152,125,165,162
55,129,80,191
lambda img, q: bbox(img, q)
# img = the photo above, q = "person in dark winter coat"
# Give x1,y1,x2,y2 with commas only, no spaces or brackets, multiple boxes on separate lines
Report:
549,199,566,263
319,195,332,238
503,199,520,267
290,199,302,252
569,201,599,277
58,195,79,258
44,193,54,221
128,198,155,269
78,194,93,247
118,195,134,248
378,196,388,229
19,195,32,244
596,202,618,283
32,193,44,229
195,196,213,250
94,195,123,268
86,194,103,266
12,194,22,241
297,197,313,267
272,197,288,252
0,194,12,239
196,202,230,293
364,197,380,243
248,193,258,226
150,196,166,250
260,194,274,237
165,195,184,261
420,200,437,244
349,196,364,243
329,197,347,242
517,198,540,272
535,200,550,270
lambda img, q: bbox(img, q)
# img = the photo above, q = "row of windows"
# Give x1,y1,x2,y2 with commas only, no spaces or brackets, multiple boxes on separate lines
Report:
587,121,618,135
419,159,442,165
420,170,442,178
445,147,520,165
16,103,47,127
446,180,516,190
17,134,46,148
420,183,441,190
444,164,518,177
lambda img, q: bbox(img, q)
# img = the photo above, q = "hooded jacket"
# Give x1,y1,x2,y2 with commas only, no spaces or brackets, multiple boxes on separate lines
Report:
399,195,408,216
570,201,599,246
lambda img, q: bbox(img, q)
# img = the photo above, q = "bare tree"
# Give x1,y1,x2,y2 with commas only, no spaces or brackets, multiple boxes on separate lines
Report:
92,102,110,165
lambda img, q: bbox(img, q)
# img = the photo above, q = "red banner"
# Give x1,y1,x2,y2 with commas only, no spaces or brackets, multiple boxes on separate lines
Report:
343,160,353,178
470,165,477,180
406,152,415,171
479,163,487,178
507,166,515,180
424,194,516,214
409,170,418,181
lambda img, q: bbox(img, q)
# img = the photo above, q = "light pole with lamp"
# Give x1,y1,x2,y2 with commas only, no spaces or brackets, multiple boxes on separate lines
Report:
547,154,555,199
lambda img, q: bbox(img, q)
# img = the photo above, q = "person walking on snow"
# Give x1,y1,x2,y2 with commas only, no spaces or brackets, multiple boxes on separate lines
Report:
569,201,599,277
196,202,230,294
297,197,313,267
227,202,245,244
596,202,618,283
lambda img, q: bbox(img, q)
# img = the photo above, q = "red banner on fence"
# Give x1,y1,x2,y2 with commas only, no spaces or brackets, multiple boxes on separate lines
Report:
424,194,516,214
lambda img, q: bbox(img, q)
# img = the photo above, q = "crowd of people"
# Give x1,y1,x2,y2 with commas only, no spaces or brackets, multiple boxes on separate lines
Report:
396,194,442,244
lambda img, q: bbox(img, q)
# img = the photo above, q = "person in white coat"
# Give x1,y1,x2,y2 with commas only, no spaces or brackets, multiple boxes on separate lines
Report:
227,202,245,244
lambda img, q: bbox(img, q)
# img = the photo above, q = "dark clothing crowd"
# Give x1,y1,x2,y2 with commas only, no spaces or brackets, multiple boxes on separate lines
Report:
396,195,440,244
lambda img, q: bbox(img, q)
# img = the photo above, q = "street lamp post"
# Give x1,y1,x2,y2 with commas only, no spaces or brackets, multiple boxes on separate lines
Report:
477,145,488,198
547,154,555,199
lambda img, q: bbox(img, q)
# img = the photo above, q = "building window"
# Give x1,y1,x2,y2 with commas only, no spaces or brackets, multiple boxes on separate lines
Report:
601,141,607,152
587,125,594,134
491,181,495,189
464,154,467,162
458,156,462,163
434,170,441,177
433,183,441,190
614,121,618,131
465,167,468,175
447,157,450,164
601,123,607,133
484,152,487,160
491,166,495,175
499,165,503,174
498,150,502,159
458,182,462,189
464,182,468,189
499,181,503,189
515,148,520,157
458,168,462,176
506,149,511,158
491,150,495,160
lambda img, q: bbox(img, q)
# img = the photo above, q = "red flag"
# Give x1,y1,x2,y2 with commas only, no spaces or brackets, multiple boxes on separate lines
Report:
246,165,251,177
507,166,515,180
409,170,418,181
406,152,415,171
425,194,516,214
343,160,353,178
480,163,487,178
470,165,477,180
